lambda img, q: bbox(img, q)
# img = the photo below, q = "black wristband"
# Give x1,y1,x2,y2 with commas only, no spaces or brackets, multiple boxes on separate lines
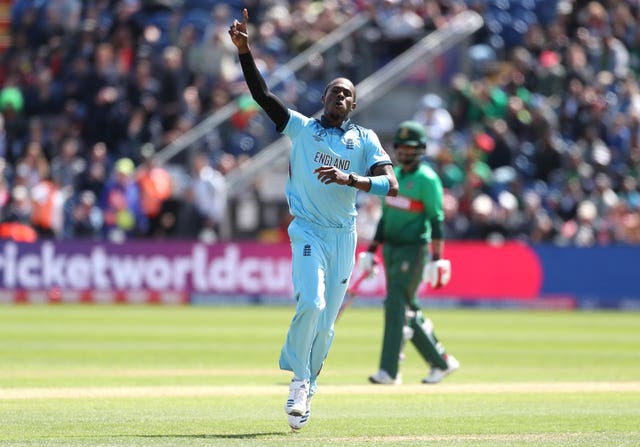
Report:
348,173,358,187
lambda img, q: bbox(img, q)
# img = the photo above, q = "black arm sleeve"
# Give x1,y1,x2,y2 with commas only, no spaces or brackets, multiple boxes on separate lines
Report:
373,218,385,244
239,52,289,132
431,219,444,240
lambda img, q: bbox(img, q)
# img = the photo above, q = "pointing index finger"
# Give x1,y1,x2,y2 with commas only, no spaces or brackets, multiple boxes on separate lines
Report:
233,8,248,37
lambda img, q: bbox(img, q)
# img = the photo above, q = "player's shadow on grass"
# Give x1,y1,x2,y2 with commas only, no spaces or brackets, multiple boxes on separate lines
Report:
138,432,287,439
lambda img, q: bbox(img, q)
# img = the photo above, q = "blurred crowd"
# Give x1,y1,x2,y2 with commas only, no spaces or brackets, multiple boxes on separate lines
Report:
0,0,639,246
422,0,640,246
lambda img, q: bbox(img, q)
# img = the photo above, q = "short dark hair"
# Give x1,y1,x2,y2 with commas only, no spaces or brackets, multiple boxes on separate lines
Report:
324,78,356,102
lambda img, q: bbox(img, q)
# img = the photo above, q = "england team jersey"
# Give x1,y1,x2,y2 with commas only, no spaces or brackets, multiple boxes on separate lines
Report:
282,109,392,229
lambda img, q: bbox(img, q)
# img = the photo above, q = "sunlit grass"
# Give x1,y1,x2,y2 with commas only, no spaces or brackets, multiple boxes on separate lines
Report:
0,305,638,446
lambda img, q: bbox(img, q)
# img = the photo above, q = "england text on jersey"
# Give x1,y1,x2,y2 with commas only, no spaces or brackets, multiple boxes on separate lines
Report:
313,152,351,171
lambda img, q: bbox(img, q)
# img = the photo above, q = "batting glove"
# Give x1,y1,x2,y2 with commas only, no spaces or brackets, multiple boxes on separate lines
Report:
423,259,452,289
357,251,378,277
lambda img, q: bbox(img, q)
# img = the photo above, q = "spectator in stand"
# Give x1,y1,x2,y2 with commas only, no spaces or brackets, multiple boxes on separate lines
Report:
0,185,38,243
50,136,86,192
190,151,228,242
156,183,203,240
136,143,171,236
44,0,82,34
77,141,110,199
64,190,103,240
0,114,6,162
535,50,566,98
15,141,49,188
373,0,425,62
100,157,147,241
0,88,28,160
1,184,34,234
533,127,563,184
521,190,558,243
0,159,9,208
412,93,454,159
122,57,159,160
193,3,238,84
157,46,187,145
464,193,507,242
30,174,65,239
82,42,126,150
484,119,516,170
22,68,65,118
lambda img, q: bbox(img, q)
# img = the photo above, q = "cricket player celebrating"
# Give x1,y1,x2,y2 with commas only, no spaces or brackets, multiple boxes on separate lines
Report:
229,9,398,430
359,120,459,385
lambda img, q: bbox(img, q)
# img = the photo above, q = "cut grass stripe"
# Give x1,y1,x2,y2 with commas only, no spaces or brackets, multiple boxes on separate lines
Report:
2,381,639,399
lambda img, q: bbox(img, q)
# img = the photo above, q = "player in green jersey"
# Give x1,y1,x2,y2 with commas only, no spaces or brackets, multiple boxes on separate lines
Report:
358,120,460,385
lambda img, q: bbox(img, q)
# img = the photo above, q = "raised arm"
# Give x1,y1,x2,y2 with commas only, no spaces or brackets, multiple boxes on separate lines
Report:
228,8,289,131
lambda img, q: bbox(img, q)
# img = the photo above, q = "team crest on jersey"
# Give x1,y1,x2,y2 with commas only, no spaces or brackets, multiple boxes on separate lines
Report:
346,139,355,150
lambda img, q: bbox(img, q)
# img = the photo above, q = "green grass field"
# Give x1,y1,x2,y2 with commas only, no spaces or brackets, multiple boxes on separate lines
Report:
0,305,638,447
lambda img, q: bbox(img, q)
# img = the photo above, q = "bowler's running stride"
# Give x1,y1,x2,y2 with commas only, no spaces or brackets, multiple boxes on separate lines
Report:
229,9,398,430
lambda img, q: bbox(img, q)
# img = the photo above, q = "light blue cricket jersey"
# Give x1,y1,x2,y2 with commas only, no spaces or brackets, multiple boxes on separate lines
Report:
282,109,392,229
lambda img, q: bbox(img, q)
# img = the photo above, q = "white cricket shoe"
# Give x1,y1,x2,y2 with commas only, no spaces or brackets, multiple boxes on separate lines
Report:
368,369,402,385
288,396,311,431
285,378,309,416
422,354,460,384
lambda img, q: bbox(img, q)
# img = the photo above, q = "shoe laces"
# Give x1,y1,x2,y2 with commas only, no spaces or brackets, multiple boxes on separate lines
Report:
293,385,307,401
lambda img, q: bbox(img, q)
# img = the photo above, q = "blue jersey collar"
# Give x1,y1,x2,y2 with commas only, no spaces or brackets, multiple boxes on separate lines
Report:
319,115,352,131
